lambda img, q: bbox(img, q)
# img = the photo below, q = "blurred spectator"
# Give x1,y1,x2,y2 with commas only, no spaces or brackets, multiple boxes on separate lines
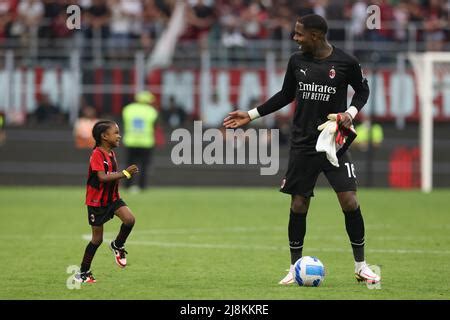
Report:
268,3,293,40
312,0,328,18
0,0,448,68
140,0,168,54
161,95,187,129
393,0,410,42
219,0,246,59
108,0,142,57
38,0,63,39
201,92,232,128
182,0,215,48
12,0,44,40
221,19,246,48
31,93,66,124
349,0,367,40
73,105,98,149
35,0,75,61
407,0,424,23
295,0,315,17
84,0,110,40
219,0,245,31
0,0,15,44
423,0,448,51
240,1,269,40
326,0,346,41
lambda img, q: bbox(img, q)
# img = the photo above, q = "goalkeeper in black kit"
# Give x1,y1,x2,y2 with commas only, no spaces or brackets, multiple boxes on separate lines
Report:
224,14,380,285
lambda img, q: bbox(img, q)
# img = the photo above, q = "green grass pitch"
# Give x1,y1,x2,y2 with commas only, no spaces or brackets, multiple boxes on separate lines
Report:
1,186,449,300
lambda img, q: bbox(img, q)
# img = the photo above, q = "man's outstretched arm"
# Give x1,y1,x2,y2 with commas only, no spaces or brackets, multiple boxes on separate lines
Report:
223,57,297,128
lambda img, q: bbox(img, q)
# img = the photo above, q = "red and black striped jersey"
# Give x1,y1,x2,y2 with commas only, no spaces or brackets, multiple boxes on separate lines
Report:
85,147,120,207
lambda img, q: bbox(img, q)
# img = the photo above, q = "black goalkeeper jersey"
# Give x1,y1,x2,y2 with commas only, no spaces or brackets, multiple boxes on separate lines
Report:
256,46,369,153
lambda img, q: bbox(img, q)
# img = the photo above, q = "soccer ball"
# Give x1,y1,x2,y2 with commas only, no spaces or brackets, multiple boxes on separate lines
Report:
294,256,325,287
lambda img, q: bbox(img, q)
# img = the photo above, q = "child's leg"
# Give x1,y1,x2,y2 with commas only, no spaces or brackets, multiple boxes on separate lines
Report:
80,225,103,273
113,206,135,248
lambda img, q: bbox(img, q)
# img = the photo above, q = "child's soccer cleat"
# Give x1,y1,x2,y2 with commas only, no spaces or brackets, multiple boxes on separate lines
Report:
110,241,128,268
279,265,295,285
355,262,381,284
74,271,96,283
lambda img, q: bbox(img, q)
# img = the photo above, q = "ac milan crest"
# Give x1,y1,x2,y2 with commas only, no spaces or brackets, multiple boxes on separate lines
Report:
329,66,336,79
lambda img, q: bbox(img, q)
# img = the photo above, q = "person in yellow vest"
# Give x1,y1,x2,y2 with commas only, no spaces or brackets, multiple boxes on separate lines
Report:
122,91,159,191
354,119,384,152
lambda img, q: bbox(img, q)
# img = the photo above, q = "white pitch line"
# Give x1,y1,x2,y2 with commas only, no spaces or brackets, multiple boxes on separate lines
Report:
125,240,450,255
95,225,450,242
123,226,286,235
120,224,398,235
80,234,450,255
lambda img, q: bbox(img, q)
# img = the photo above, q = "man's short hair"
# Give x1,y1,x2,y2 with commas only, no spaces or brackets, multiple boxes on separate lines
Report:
298,14,328,35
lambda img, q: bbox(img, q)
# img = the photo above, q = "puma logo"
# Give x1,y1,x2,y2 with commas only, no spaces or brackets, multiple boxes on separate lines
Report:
300,68,307,76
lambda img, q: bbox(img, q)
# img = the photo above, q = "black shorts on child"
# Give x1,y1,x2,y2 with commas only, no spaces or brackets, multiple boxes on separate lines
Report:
87,199,127,226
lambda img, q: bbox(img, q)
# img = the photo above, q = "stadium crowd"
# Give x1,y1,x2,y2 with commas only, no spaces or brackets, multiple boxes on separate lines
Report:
0,0,448,53
1,0,449,130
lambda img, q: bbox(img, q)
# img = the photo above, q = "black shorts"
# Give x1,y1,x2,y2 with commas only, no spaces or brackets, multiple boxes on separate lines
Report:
87,199,127,226
280,150,357,197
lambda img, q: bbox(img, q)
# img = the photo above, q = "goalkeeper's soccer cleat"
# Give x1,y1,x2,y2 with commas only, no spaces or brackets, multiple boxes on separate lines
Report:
110,241,128,268
74,270,96,283
279,265,295,285
355,262,381,284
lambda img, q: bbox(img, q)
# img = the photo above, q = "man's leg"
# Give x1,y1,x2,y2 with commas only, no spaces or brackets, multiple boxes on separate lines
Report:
279,195,310,285
324,152,380,283
337,191,364,262
337,191,380,283
279,151,320,285
289,195,310,264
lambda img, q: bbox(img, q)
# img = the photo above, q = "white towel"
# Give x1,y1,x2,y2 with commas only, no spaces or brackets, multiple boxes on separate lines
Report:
316,120,339,167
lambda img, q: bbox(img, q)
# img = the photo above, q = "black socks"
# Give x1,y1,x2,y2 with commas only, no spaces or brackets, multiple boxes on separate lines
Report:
114,223,134,248
80,241,101,273
288,210,307,265
287,206,366,265
343,206,365,262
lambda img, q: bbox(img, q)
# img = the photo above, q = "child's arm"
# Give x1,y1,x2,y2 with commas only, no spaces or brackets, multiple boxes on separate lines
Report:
97,164,139,183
